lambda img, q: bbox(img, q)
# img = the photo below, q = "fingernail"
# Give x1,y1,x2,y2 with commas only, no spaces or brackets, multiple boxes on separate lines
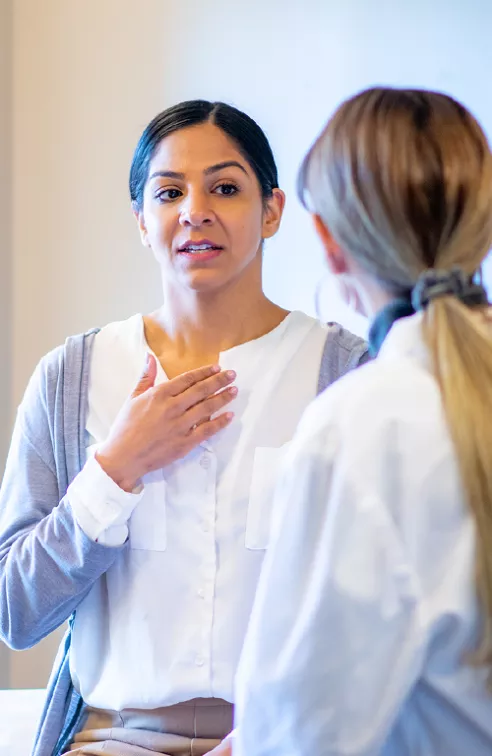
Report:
212,365,221,373
225,412,234,421
226,370,236,379
229,386,238,396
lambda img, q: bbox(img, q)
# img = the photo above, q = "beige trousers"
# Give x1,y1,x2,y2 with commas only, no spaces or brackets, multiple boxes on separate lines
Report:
64,698,234,756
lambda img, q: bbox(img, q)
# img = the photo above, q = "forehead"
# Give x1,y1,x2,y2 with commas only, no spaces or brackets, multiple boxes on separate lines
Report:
149,122,249,174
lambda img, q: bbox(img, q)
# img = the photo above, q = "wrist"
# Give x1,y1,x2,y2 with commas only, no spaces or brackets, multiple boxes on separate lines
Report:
95,450,140,493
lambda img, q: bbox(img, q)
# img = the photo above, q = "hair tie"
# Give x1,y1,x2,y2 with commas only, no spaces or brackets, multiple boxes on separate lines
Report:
411,266,488,311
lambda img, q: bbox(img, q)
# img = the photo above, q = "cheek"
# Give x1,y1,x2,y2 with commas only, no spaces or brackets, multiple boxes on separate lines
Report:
228,206,263,253
144,205,174,245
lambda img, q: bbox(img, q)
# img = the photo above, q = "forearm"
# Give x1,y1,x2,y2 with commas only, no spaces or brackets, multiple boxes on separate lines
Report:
0,497,124,649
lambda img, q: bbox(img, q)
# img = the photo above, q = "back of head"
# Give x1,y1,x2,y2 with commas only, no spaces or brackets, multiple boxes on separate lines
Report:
299,87,492,682
298,87,492,288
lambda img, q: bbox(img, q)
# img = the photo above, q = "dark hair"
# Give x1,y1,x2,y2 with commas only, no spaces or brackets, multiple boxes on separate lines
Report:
129,100,279,211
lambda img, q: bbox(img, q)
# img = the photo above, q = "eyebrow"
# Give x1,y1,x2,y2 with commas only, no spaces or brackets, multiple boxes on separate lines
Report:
204,161,248,176
148,161,249,182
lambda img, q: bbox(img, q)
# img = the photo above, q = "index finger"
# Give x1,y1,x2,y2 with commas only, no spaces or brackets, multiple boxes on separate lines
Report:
172,369,237,414
166,364,223,397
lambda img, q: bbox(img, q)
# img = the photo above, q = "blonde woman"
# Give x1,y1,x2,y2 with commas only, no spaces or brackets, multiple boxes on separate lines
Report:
234,88,492,755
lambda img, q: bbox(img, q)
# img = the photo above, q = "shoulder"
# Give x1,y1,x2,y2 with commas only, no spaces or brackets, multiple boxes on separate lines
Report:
324,321,368,355
22,316,131,413
31,326,102,394
16,329,96,446
283,310,326,335
89,313,144,381
317,322,369,392
295,353,443,458
92,313,142,345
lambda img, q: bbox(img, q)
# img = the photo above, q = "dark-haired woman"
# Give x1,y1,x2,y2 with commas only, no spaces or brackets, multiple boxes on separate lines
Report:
0,101,368,756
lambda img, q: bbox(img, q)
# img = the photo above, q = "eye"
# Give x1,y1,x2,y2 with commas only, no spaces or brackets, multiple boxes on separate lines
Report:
213,182,240,197
155,187,183,203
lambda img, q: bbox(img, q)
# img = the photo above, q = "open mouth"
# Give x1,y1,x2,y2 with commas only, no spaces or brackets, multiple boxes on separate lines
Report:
178,242,224,255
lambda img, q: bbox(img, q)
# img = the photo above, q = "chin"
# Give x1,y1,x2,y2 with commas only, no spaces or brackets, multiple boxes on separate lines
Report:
179,270,233,294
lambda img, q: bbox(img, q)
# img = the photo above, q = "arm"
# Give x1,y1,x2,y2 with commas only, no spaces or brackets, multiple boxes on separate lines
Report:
0,390,128,650
0,351,238,650
234,419,424,756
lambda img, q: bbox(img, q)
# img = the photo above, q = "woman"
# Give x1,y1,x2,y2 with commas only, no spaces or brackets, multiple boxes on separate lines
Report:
0,100,368,756
234,88,492,755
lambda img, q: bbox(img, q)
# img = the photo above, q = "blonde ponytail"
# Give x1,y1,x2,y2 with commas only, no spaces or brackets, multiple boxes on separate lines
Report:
299,86,492,680
425,297,492,677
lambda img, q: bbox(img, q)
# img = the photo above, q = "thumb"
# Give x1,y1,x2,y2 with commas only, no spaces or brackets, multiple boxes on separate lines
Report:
131,353,157,398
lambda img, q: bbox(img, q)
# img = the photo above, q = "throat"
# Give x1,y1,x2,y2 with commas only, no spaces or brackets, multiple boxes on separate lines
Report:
143,300,289,379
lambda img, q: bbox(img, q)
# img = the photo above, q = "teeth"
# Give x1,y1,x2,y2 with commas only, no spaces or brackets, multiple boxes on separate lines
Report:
185,244,214,252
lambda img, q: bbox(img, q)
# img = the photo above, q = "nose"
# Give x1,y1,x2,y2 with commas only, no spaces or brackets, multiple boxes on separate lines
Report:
179,191,215,228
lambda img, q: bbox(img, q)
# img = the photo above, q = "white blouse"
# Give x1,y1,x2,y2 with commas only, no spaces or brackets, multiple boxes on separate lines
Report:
234,313,492,756
66,311,328,710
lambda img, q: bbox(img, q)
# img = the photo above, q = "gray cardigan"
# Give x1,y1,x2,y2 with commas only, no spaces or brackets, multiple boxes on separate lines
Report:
0,324,368,756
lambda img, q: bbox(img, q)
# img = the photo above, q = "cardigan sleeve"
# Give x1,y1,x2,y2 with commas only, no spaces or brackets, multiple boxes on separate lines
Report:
0,350,124,650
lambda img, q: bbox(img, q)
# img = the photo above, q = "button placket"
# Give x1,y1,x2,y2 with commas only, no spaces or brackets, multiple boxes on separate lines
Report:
194,449,217,689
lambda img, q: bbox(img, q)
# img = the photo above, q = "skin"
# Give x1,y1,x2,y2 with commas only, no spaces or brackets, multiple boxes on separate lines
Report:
95,121,289,749
136,121,287,377
97,123,287,492
312,214,393,318
208,738,233,756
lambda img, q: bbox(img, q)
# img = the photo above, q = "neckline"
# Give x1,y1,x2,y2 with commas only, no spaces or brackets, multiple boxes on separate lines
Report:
219,310,296,357
136,310,303,381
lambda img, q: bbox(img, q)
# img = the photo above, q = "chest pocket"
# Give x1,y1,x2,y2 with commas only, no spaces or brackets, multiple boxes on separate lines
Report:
246,444,290,550
128,469,167,551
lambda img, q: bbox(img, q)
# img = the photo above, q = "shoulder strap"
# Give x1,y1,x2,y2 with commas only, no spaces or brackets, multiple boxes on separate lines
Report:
317,322,370,395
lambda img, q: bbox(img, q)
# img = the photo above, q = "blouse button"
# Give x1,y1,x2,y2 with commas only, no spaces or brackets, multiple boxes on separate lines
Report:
200,455,211,470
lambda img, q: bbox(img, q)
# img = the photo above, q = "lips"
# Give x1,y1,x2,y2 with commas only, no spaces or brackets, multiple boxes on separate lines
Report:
177,239,224,254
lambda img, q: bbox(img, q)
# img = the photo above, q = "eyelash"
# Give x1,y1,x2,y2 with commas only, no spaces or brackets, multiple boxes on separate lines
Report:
155,182,240,203
214,182,240,197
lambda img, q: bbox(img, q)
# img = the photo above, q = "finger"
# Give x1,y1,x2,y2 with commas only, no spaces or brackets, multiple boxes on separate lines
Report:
184,386,238,428
166,364,223,397
194,415,211,429
131,353,157,398
172,370,237,413
185,412,234,448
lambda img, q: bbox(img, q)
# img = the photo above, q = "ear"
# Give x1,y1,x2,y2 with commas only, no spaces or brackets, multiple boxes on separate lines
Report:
313,214,368,316
261,188,285,240
133,202,151,248
312,214,348,275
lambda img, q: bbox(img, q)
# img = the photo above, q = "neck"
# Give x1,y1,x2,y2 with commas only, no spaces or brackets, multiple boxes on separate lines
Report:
147,266,288,362
352,276,395,320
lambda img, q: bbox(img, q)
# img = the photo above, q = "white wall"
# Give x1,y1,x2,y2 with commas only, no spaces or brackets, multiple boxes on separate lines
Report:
0,0,12,482
5,0,492,687
0,0,12,690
